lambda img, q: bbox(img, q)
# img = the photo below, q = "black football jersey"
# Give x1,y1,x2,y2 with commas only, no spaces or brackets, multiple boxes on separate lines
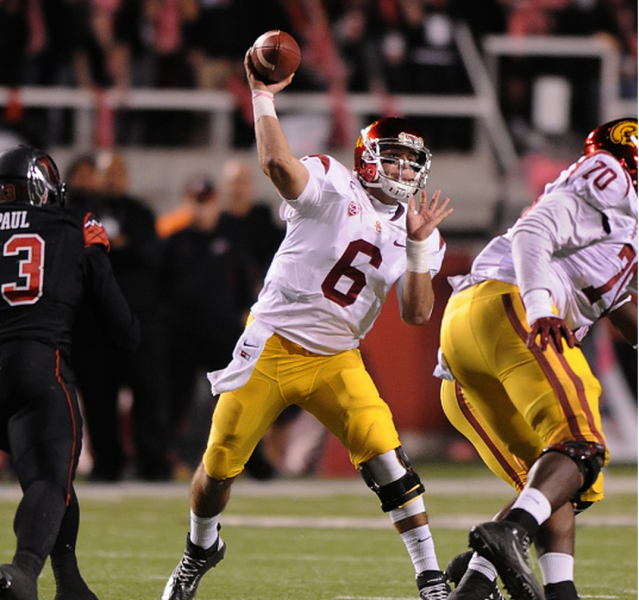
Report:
0,203,139,359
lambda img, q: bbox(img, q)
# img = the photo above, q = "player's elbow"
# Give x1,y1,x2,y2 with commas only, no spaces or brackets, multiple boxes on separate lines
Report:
401,305,433,326
261,155,307,200
260,154,292,183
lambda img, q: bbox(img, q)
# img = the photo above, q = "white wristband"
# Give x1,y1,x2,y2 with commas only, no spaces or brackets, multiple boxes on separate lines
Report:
522,288,554,325
406,238,430,273
252,90,277,121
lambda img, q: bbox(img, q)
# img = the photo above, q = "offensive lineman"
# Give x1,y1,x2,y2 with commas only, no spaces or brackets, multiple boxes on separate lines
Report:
0,146,140,600
160,48,454,600
436,118,638,600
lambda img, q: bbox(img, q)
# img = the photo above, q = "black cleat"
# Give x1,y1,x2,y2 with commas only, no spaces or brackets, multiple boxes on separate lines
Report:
54,580,99,600
469,521,543,600
417,569,451,600
446,551,474,587
0,564,38,600
446,551,505,600
161,532,226,600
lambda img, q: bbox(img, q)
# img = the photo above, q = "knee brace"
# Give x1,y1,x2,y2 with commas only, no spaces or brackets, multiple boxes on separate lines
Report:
541,440,605,495
358,446,425,512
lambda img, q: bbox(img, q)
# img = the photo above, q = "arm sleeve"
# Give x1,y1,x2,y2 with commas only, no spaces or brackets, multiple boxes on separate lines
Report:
511,191,609,321
510,229,555,321
80,245,141,351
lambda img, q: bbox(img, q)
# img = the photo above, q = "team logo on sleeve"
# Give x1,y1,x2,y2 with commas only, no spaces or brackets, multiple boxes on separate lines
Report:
83,213,111,251
348,201,361,216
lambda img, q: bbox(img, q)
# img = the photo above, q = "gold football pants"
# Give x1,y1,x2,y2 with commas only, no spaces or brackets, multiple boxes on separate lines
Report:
203,333,401,480
440,280,607,503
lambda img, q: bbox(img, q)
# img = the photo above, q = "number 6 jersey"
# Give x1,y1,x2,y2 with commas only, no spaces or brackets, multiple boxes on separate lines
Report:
449,150,638,340
251,154,446,355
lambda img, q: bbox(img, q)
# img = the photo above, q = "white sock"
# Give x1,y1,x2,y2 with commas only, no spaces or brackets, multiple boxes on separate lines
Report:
400,524,440,573
539,552,574,585
189,510,221,550
468,553,498,581
512,487,552,525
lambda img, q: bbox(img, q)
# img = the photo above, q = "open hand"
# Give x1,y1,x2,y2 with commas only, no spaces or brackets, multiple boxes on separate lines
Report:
527,316,577,353
406,189,453,241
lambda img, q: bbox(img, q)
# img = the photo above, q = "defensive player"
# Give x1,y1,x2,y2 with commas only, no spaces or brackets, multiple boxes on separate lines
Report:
160,50,454,600
0,146,140,600
436,118,638,600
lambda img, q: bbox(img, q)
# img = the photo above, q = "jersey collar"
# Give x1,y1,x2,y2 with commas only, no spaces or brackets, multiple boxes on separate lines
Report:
366,192,404,220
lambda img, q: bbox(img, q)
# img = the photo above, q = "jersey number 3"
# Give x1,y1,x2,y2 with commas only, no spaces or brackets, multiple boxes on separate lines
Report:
1,234,45,306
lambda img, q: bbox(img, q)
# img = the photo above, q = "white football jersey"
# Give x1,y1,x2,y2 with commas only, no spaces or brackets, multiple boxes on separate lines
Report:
450,151,638,339
251,154,446,354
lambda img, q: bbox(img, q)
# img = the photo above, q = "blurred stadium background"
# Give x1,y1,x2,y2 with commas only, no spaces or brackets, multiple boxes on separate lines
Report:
0,2,636,474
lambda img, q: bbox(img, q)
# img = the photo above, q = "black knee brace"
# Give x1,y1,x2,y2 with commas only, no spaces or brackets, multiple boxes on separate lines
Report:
541,440,605,495
359,447,425,512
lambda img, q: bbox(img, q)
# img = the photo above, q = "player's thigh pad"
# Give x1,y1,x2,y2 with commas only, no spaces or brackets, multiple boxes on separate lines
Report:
300,348,401,468
441,379,539,492
203,337,289,480
3,345,82,491
441,281,606,452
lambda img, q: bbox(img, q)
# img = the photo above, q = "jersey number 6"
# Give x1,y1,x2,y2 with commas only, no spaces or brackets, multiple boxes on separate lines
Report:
321,239,382,307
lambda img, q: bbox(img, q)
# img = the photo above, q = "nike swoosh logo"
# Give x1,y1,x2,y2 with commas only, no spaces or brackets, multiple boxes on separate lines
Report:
243,341,259,348
394,240,406,248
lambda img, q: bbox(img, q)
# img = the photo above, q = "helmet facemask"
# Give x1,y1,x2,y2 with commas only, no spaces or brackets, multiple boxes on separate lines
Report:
27,155,66,206
356,119,432,203
0,147,66,207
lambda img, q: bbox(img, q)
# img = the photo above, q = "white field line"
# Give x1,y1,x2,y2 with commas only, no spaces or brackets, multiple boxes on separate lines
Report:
219,513,637,529
9,473,628,500
0,476,633,527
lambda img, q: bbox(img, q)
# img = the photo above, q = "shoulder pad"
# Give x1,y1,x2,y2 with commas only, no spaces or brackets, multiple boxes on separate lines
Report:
563,153,634,214
83,212,111,252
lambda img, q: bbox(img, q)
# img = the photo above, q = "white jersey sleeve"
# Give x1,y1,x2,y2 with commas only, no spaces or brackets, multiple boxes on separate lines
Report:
451,152,638,337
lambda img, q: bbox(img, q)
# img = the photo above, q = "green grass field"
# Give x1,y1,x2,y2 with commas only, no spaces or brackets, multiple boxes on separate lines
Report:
0,462,634,600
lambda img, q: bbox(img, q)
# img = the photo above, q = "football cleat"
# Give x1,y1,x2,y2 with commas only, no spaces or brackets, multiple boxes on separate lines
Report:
446,551,506,600
469,521,543,600
416,569,452,600
446,551,474,587
53,581,99,600
0,564,38,600
161,532,226,600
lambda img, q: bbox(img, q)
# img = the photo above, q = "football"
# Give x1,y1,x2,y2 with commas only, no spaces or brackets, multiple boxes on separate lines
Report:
249,30,301,84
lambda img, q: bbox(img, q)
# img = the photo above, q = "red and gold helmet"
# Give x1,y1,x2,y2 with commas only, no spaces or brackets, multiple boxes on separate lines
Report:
583,118,638,191
354,117,432,202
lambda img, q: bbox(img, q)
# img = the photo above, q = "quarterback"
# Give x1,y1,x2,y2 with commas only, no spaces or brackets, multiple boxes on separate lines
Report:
161,48,453,600
437,118,638,600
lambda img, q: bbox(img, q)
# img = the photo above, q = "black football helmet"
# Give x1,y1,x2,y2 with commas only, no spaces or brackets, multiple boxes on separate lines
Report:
0,145,67,206
354,117,432,202
583,118,638,191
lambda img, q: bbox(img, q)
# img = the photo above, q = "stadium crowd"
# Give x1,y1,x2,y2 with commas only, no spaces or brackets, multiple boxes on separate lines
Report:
0,0,636,150
0,0,635,483
0,1,635,596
